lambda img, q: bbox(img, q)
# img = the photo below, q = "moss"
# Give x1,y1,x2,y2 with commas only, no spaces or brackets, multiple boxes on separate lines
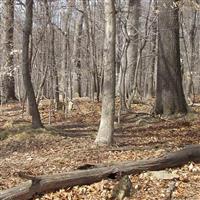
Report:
0,124,58,141
185,112,200,121
2,120,14,129
0,131,8,140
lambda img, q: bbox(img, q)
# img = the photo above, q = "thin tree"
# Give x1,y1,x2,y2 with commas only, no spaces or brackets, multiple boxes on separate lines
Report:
186,9,198,102
145,0,158,99
95,0,116,146
119,0,130,112
154,0,187,115
72,8,84,98
22,0,43,128
61,0,74,99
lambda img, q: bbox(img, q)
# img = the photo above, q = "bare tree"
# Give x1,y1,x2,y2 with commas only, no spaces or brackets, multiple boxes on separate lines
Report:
118,0,130,112
61,0,74,100
186,9,198,101
126,0,141,97
154,0,187,115
22,0,43,128
145,0,158,99
72,7,84,98
2,0,16,102
95,0,116,146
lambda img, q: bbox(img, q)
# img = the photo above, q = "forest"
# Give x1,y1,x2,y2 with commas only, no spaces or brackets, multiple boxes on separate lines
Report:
0,0,200,199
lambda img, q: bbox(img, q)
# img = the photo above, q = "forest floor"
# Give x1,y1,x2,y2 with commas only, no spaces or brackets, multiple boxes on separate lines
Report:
1,98,200,200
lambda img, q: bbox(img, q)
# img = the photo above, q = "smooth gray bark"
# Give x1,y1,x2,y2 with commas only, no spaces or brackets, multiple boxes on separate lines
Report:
95,0,116,146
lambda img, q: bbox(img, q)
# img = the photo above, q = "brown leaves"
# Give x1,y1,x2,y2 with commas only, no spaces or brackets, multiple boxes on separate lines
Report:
1,99,200,199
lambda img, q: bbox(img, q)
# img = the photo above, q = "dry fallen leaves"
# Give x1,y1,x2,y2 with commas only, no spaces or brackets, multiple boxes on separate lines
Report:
0,99,200,199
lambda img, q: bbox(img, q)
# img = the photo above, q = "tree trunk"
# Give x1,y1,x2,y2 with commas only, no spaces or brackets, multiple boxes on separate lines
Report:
61,0,73,99
22,0,43,128
119,3,130,112
72,10,84,98
154,0,187,115
119,39,129,112
50,26,59,106
186,10,197,102
126,0,141,97
1,145,200,200
95,0,116,146
145,0,158,99
36,65,48,104
2,0,16,102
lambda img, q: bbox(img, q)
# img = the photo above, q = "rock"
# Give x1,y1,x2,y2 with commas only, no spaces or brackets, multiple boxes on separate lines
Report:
142,170,179,180
111,175,132,200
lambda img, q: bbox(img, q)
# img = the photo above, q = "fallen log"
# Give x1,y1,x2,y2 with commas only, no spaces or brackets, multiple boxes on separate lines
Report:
1,144,200,200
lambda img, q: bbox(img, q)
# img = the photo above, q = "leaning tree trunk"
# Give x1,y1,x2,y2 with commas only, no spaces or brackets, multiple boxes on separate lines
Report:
95,0,116,146
154,0,187,115
2,0,16,102
22,0,43,128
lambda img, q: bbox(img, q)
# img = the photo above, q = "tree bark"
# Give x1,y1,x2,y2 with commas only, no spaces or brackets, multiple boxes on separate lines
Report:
1,144,200,200
50,25,59,106
186,10,198,102
126,0,141,97
36,65,48,104
61,0,74,99
119,3,130,112
145,0,158,99
72,10,84,98
22,0,43,128
2,0,16,102
154,0,187,115
95,0,116,146
120,39,129,112
127,0,152,108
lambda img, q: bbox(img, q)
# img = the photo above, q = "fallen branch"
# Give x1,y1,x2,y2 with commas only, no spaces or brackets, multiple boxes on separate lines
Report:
1,144,200,200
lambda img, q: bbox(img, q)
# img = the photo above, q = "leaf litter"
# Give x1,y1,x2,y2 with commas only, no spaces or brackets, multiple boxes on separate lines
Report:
0,99,200,199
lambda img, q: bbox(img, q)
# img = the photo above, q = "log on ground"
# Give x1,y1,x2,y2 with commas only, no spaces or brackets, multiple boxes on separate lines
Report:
1,144,200,200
